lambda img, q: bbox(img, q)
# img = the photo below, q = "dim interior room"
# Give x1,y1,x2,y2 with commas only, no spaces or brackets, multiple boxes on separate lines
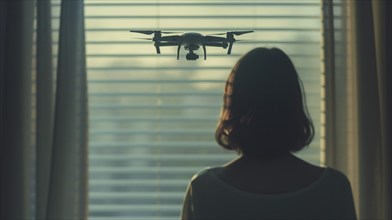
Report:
0,0,391,220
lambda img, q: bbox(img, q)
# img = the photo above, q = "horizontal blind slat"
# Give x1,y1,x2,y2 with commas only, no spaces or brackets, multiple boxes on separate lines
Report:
84,15,320,19
83,2,320,7
84,1,323,219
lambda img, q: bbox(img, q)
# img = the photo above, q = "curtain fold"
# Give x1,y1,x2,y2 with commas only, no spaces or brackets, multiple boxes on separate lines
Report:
0,1,35,219
326,0,391,219
353,1,383,217
323,0,360,215
371,2,392,219
351,1,391,219
45,0,89,219
36,0,54,219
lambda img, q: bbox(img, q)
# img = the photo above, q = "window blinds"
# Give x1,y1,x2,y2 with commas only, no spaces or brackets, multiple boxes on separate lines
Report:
84,1,323,219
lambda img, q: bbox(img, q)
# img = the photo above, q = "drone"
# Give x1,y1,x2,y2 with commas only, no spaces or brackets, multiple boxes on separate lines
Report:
130,30,254,60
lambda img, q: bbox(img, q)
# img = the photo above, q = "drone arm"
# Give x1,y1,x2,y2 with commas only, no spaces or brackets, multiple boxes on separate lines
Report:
160,35,182,41
203,45,207,60
204,42,227,48
203,35,227,42
158,42,178,46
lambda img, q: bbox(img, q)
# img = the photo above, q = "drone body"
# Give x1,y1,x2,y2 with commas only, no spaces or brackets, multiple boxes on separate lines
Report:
130,30,253,60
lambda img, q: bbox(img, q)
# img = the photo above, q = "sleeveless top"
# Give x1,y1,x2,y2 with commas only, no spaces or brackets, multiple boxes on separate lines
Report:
187,167,357,220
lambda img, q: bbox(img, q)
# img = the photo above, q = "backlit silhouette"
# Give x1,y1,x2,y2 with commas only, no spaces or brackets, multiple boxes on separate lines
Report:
130,30,253,60
181,47,357,220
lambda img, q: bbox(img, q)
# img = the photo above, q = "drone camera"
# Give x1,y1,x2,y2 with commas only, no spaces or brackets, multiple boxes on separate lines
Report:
186,53,199,60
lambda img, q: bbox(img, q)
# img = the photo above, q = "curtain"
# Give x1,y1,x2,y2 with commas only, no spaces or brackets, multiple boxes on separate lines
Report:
325,0,391,219
40,0,89,219
0,0,89,219
36,0,54,218
0,1,35,219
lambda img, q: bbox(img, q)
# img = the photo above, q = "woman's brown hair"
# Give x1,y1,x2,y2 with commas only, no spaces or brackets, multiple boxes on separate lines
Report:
215,47,314,159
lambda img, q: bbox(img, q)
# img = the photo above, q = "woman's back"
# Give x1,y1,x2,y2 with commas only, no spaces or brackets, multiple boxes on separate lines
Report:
215,154,325,194
184,155,357,220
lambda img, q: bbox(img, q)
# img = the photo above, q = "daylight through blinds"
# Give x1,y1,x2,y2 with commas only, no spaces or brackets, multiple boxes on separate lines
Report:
82,1,323,219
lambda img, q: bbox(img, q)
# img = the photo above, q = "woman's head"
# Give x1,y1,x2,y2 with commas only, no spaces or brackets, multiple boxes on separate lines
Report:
215,47,314,159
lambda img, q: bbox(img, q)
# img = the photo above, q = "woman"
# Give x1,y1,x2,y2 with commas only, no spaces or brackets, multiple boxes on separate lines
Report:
181,48,356,220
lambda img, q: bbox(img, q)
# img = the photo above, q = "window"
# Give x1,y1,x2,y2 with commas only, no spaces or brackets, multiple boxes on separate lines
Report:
85,1,323,219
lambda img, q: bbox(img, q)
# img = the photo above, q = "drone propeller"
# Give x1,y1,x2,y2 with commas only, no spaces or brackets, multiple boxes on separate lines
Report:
130,30,155,35
130,30,179,35
210,30,254,36
131,30,180,55
134,37,153,40
231,30,254,36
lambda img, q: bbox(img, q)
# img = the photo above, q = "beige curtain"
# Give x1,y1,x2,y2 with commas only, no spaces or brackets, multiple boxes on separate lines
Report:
0,0,89,219
324,0,391,219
